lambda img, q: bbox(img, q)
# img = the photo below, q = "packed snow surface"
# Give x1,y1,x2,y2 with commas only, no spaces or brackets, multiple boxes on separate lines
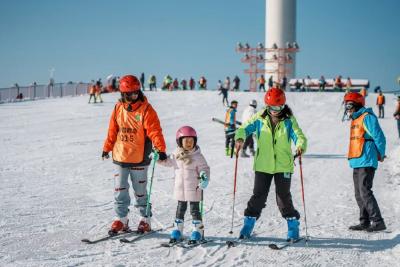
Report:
1,91,399,266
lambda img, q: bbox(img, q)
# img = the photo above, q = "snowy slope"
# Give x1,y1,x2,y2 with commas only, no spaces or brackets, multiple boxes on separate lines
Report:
0,91,399,267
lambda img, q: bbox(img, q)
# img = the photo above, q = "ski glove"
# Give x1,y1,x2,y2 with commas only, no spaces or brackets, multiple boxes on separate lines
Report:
198,171,209,190
102,151,110,160
158,152,167,161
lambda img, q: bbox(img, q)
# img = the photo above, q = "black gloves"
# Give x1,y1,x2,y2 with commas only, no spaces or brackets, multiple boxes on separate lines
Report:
102,151,110,159
158,152,167,161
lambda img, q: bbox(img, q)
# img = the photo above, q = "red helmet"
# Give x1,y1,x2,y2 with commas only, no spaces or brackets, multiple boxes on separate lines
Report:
176,126,197,147
344,92,365,106
264,87,286,106
119,75,141,93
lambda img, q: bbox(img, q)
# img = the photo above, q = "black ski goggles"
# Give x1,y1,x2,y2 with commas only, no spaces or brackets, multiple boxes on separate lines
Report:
122,91,140,97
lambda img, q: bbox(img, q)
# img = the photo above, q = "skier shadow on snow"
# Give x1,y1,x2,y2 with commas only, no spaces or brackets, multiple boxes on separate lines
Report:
301,154,346,159
300,234,400,252
207,236,285,247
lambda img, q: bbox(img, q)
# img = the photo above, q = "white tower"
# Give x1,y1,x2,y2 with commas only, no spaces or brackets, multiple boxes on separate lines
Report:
265,0,297,82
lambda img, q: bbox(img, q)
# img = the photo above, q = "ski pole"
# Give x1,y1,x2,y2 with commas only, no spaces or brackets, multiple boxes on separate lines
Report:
229,148,240,234
201,189,205,240
145,151,158,218
298,154,309,243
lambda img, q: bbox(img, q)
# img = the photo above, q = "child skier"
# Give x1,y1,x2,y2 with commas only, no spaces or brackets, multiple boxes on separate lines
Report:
225,100,238,156
343,92,386,232
102,74,167,235
158,126,210,244
235,88,307,241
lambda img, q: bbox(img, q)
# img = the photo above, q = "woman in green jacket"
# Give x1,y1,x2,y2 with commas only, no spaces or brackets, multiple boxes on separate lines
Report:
235,88,307,241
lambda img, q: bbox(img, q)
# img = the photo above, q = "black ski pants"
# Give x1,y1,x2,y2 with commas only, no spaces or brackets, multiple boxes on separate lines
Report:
176,201,201,221
353,167,383,224
222,94,228,106
244,171,300,220
225,131,235,150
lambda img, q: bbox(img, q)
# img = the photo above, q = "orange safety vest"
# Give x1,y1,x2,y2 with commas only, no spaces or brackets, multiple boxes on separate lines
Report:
89,85,96,94
377,95,384,105
112,102,149,163
224,108,236,130
348,112,369,159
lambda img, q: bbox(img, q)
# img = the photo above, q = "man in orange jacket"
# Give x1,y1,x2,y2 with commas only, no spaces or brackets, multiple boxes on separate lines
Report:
102,74,167,235
376,91,385,118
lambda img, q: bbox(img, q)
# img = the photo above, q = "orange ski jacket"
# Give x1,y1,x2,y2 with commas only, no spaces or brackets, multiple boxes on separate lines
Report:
103,96,166,166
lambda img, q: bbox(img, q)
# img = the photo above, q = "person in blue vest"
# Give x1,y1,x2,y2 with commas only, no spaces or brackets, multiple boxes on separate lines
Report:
224,100,238,156
343,92,386,232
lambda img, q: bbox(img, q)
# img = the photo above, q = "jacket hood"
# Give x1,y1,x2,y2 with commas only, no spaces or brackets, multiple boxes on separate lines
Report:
352,107,374,119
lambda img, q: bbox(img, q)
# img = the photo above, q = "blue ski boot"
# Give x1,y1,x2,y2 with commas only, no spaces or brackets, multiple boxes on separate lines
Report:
286,217,300,241
239,216,256,239
189,220,203,244
169,219,184,244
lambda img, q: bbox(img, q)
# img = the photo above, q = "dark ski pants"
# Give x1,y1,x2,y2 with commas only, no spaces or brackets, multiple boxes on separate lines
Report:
176,201,201,221
353,167,384,224
378,105,384,118
225,132,235,150
222,94,228,106
244,171,300,220
397,119,400,138
243,135,254,151
259,84,265,92
88,94,96,103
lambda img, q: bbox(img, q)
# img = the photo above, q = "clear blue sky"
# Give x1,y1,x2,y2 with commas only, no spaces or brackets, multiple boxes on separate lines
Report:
1,0,399,91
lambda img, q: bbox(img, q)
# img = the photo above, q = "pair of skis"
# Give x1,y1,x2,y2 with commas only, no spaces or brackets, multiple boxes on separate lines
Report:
160,238,211,249
81,228,164,245
226,236,307,250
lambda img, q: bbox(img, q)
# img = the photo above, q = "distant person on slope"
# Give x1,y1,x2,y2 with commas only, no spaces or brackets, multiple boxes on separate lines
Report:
232,75,240,91
258,75,266,92
158,126,210,244
102,74,167,235
224,100,238,156
218,80,229,107
88,83,97,103
240,100,257,158
376,91,385,118
343,92,386,232
235,88,307,241
394,96,400,138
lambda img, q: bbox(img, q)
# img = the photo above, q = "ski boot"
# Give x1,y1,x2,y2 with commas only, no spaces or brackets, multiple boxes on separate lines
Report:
349,222,370,231
225,147,231,156
240,150,250,158
169,219,184,244
188,220,204,244
366,220,386,232
137,217,151,234
286,217,300,241
109,217,129,236
239,216,256,239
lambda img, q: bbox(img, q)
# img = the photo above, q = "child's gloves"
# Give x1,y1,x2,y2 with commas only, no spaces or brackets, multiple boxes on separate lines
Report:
198,171,209,190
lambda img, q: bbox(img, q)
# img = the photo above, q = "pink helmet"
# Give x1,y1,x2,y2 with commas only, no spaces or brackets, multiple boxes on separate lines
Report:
176,126,197,147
